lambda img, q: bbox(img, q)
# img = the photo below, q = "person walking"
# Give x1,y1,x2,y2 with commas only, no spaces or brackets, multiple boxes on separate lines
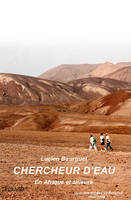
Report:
89,135,97,151
100,133,105,151
105,133,113,151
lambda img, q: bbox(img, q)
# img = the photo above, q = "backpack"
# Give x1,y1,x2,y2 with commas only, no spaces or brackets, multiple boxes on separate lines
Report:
93,137,96,144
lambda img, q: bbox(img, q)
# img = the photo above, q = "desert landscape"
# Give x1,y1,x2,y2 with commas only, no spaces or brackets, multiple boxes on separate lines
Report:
0,62,131,199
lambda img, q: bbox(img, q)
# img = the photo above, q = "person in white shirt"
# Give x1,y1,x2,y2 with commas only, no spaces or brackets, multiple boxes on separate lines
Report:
100,133,105,151
89,135,97,151
105,133,113,151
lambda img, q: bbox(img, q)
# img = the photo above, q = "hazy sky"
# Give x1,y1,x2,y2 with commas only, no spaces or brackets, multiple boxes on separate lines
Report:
0,0,131,76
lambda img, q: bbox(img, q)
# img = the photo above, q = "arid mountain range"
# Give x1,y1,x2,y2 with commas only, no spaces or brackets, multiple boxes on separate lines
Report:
0,72,131,106
87,62,120,77
68,77,131,99
0,73,82,105
39,64,98,82
0,61,131,134
116,62,131,68
40,62,131,83
105,66,131,82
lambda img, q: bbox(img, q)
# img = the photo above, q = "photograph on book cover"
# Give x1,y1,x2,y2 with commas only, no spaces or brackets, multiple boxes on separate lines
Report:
0,0,131,199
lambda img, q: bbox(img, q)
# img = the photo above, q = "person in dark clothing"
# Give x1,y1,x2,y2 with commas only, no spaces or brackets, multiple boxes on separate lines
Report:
100,133,105,151
105,133,113,151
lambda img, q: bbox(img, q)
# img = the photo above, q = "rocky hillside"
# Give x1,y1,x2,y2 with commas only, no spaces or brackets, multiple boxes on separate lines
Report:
68,77,131,99
39,64,97,82
116,62,131,68
105,66,131,82
40,62,131,83
88,62,121,77
89,90,131,116
1,103,131,134
0,73,83,105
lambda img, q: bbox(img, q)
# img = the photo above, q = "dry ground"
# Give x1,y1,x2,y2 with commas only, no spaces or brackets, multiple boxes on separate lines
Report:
0,130,131,200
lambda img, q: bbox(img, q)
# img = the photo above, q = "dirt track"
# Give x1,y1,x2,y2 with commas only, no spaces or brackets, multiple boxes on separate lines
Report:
0,131,131,199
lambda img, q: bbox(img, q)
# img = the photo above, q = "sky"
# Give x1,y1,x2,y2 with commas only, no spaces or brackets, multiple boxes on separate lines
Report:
0,0,131,76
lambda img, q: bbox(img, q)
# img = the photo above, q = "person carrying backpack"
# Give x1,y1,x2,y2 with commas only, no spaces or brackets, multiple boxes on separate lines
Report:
89,135,97,151
105,133,113,151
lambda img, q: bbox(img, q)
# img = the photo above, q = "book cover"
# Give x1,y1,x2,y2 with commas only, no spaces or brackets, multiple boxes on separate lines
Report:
0,0,131,199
